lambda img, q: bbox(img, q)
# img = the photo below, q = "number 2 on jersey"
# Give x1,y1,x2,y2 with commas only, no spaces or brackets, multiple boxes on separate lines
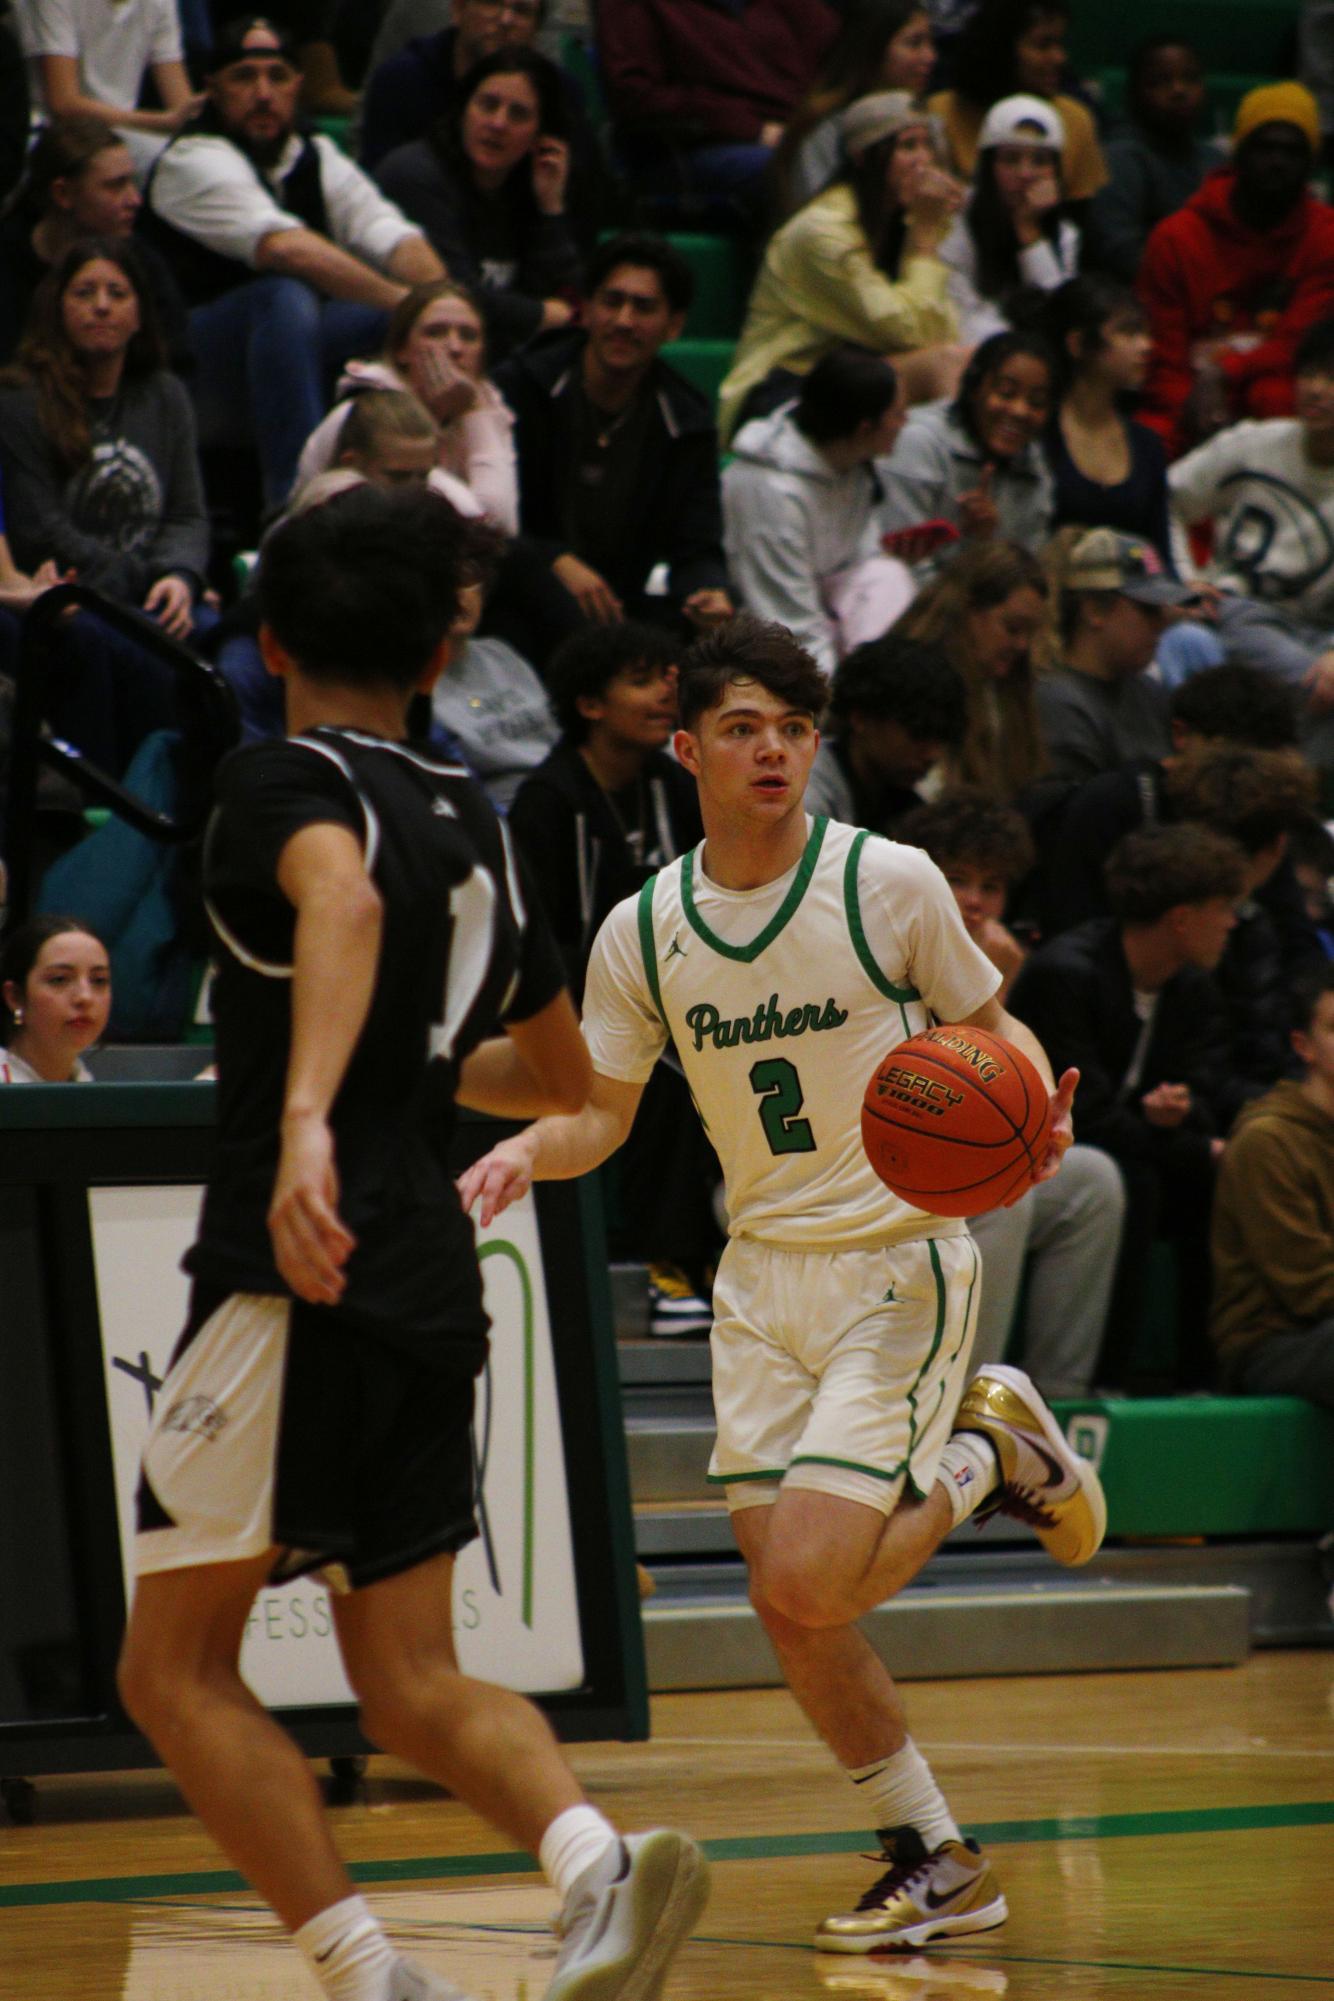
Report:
749,1057,816,1155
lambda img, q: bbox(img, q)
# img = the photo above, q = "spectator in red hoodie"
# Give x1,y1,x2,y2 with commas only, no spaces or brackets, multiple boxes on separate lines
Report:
597,0,838,225
1138,83,1334,459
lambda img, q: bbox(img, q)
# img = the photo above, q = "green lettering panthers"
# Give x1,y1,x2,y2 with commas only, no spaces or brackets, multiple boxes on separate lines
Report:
684,992,849,1054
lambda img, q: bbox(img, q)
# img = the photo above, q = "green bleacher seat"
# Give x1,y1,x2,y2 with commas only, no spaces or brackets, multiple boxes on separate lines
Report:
1069,0,1300,79
311,112,353,154
662,337,735,411
1092,68,1274,133
667,233,750,340
1053,1395,1334,1537
561,31,610,140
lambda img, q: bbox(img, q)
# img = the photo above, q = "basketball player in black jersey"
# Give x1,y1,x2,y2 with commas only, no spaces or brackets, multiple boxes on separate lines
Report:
116,486,709,2001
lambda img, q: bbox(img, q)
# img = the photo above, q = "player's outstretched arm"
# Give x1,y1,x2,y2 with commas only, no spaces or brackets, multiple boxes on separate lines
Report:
455,990,592,1119
961,994,1079,1185
270,822,384,1304
457,1070,643,1228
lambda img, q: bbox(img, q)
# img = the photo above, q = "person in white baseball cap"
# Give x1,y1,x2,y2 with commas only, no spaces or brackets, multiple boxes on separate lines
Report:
939,92,1078,346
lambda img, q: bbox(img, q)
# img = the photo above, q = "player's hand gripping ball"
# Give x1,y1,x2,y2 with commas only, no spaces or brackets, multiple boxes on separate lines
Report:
862,1024,1052,1216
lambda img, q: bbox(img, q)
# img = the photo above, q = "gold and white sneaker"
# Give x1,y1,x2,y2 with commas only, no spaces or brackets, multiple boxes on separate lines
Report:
954,1363,1107,1567
815,1826,1008,1955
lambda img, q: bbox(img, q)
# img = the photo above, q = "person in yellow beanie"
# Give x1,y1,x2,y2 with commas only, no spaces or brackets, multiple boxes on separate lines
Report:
1137,79,1334,458
1232,82,1323,155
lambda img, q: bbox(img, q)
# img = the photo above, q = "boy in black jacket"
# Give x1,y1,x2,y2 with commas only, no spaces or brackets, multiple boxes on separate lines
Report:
494,234,734,642
510,622,717,1333
1009,823,1246,1388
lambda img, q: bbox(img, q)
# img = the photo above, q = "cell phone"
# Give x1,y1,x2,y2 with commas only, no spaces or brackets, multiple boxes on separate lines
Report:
881,519,961,560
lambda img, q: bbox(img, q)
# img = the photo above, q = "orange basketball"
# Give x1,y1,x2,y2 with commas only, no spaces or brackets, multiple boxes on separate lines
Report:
861,1024,1052,1217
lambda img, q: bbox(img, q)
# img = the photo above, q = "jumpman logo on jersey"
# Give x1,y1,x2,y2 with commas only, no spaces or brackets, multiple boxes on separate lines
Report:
665,933,688,961
882,1285,897,1303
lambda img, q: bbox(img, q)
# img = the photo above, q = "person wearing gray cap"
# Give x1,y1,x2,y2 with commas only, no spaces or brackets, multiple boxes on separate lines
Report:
719,89,966,443
1036,527,1201,782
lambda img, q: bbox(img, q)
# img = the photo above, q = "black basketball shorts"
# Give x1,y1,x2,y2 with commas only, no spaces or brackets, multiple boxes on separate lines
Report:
135,1291,482,1590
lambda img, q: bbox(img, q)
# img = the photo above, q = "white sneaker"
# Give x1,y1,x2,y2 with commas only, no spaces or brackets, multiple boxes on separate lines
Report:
954,1364,1107,1566
388,1962,477,2001
545,1829,710,2001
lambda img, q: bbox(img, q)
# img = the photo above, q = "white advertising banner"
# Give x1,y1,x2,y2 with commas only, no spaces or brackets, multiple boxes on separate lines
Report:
91,1184,585,1709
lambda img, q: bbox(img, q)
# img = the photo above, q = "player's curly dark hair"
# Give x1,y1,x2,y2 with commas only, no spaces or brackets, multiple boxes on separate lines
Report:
896,788,1035,885
1104,824,1247,925
678,616,827,730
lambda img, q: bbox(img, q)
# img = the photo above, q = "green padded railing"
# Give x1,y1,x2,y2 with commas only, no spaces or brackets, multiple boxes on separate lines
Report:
1054,1395,1334,1538
662,336,735,412
666,233,750,340
1069,0,1300,77
1092,68,1279,131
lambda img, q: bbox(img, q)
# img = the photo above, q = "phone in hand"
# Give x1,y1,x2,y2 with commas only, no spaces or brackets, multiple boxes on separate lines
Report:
881,519,961,562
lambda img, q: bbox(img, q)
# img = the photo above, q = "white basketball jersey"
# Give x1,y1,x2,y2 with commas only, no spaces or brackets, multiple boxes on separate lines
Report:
582,815,1000,1250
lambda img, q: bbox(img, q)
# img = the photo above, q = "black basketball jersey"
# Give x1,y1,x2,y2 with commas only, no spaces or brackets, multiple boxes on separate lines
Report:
186,727,565,1359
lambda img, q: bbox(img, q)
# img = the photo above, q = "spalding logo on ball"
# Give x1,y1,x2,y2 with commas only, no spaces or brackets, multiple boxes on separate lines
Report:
862,1024,1051,1217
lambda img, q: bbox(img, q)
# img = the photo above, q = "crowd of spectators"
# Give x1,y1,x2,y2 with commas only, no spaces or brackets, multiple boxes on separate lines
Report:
0,0,1332,1399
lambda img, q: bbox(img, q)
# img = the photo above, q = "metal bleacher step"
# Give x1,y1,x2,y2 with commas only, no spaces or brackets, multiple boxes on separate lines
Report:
617,1337,712,1388
635,1499,736,1559
625,1413,716,1505
642,1562,1253,1690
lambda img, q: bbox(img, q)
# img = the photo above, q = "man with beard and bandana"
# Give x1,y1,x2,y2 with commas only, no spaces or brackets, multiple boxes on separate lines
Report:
145,15,444,508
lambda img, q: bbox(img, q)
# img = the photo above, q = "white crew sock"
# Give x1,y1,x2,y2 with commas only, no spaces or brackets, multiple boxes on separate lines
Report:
539,1804,621,1904
936,1432,1001,1528
294,1895,397,2001
847,1738,962,1851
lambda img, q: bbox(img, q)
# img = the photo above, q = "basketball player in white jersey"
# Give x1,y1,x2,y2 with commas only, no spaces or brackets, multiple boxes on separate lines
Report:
460,614,1106,1954
117,487,709,2001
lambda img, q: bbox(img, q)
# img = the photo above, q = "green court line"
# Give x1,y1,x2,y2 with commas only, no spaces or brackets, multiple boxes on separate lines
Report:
2,1799,1331,1911
688,1938,1334,1985
703,1797,1334,1860
962,1955,1334,1987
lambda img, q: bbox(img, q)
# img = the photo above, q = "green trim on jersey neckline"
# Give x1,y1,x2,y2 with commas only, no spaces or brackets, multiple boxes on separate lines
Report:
680,817,828,962
844,829,921,1005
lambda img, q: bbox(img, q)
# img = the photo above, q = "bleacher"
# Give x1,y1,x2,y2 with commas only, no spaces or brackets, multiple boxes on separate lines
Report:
623,1308,1334,1689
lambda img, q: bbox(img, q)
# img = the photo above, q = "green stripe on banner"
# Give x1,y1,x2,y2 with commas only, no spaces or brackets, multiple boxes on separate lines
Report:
2,1800,1331,1910
477,1238,537,1628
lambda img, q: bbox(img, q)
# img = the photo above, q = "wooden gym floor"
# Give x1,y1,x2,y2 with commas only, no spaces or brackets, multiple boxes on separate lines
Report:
2,1649,1330,1998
